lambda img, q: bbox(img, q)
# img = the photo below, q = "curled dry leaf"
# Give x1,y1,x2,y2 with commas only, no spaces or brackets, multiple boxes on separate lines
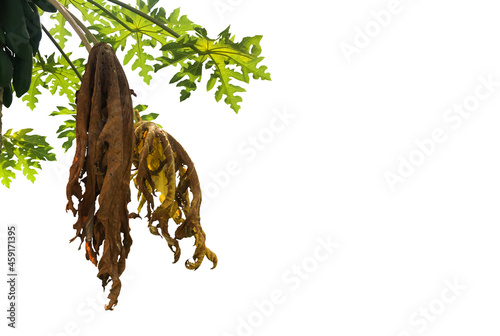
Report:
66,43,134,310
133,120,217,270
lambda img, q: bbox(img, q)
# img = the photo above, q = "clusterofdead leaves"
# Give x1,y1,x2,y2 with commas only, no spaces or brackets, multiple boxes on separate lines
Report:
132,118,217,270
65,43,217,311
66,43,134,310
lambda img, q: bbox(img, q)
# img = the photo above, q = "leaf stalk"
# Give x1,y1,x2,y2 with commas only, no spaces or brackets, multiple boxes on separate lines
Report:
104,0,180,38
42,25,83,81
45,0,93,52
68,11,99,45
86,0,134,32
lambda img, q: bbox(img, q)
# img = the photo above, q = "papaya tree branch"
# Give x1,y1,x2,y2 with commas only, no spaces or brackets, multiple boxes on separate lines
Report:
46,0,92,52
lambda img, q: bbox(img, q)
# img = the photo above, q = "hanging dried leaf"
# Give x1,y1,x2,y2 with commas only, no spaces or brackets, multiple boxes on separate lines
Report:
66,43,134,310
132,119,217,270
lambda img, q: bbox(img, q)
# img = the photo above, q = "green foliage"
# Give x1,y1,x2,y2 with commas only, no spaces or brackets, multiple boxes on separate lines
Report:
5,0,270,114
140,112,159,121
135,103,155,119
159,26,271,112
49,105,76,152
0,128,56,187
0,0,270,186
70,0,198,84
49,0,72,49
23,53,84,110
0,0,44,105
134,104,162,127
23,53,83,153
66,0,270,112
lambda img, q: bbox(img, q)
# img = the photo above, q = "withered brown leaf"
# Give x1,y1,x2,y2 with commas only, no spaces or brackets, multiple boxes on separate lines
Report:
66,43,134,310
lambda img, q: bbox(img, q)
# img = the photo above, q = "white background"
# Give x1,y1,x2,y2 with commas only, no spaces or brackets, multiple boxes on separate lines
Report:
2,0,500,335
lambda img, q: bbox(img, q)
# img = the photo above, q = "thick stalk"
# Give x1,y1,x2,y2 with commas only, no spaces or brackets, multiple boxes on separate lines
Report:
46,0,92,52
68,11,99,45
